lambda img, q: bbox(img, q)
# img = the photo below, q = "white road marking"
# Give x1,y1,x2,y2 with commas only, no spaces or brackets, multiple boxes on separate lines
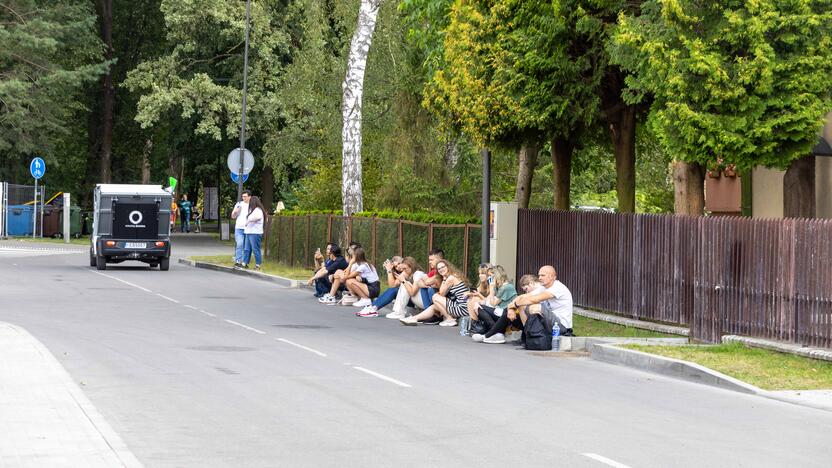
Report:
276,338,327,357
582,453,633,468
91,271,152,293
184,304,198,310
156,294,179,304
352,366,412,388
225,319,266,335
199,310,216,317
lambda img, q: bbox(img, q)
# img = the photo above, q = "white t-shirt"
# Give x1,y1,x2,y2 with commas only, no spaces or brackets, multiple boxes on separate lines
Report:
353,262,379,283
244,207,264,234
544,280,573,329
411,270,427,285
234,201,249,230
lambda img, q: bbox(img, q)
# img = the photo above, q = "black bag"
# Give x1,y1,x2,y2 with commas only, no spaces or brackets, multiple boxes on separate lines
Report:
523,313,552,351
469,320,488,335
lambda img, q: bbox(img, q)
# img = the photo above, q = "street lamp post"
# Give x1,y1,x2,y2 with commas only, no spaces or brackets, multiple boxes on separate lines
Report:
237,0,252,202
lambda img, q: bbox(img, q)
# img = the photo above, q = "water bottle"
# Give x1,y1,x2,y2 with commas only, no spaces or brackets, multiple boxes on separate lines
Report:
551,324,560,351
459,316,470,336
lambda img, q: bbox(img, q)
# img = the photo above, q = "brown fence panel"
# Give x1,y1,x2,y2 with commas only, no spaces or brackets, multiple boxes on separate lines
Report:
518,209,832,347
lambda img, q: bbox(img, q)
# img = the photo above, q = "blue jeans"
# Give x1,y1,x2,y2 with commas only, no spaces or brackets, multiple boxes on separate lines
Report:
234,228,246,263
181,213,190,232
420,287,435,308
243,233,262,266
314,277,332,296
372,286,399,309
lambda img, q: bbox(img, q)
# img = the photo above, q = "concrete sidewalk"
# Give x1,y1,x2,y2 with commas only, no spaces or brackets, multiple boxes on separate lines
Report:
0,321,141,467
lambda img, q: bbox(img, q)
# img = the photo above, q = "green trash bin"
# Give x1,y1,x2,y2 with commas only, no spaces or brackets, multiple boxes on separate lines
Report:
70,206,82,238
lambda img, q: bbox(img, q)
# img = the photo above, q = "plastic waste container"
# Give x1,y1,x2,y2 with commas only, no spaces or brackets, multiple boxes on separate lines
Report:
57,206,83,238
8,205,34,236
42,205,61,237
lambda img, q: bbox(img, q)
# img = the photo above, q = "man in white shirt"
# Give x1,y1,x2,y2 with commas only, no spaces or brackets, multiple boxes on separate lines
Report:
230,190,251,267
506,265,574,335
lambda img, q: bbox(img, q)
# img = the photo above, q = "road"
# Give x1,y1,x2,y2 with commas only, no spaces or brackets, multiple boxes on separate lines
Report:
1,235,831,467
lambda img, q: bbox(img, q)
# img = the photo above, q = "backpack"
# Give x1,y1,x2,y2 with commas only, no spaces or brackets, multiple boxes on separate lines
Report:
523,312,552,351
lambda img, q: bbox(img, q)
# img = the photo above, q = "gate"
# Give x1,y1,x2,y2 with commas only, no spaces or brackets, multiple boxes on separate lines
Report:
0,182,46,238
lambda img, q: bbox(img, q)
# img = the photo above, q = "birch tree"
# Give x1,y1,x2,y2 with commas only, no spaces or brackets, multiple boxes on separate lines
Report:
341,0,383,216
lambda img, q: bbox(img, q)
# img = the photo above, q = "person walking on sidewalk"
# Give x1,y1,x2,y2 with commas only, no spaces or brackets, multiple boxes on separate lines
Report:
179,194,193,233
240,196,266,270
231,190,251,267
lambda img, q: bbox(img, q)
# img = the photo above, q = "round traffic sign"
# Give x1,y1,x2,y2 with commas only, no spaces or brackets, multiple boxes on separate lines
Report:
227,148,255,175
230,172,249,183
30,157,46,180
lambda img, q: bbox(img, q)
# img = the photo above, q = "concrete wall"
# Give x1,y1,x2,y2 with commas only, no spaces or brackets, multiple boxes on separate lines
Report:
752,167,785,218
488,202,518,282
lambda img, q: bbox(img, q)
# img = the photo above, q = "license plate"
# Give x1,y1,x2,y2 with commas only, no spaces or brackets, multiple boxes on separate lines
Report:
125,242,146,249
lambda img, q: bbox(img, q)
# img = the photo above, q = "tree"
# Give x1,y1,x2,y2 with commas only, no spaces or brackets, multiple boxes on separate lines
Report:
611,0,832,215
125,0,296,209
428,1,601,209
341,0,383,216
0,0,107,181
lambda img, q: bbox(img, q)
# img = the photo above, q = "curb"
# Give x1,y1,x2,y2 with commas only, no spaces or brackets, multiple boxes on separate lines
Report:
588,340,832,413
2,322,144,467
588,341,758,394
177,258,305,289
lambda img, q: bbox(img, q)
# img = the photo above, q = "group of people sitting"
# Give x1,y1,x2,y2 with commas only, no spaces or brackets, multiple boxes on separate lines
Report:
306,242,575,345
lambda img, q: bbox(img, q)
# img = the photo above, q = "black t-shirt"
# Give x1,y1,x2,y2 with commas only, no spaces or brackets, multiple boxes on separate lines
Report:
326,256,348,274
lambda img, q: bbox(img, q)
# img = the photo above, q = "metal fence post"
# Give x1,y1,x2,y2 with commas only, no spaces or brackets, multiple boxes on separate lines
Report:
290,216,295,266
371,215,377,264
398,218,403,256
463,224,470,278
428,222,434,252
306,214,312,267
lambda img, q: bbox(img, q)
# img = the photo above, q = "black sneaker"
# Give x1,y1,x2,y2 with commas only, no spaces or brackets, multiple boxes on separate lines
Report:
423,316,441,325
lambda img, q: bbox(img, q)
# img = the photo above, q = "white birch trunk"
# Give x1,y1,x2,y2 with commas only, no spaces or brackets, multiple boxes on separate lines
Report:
341,0,382,216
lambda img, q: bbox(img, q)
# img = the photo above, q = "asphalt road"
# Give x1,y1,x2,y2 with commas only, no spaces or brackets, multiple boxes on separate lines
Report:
1,236,831,467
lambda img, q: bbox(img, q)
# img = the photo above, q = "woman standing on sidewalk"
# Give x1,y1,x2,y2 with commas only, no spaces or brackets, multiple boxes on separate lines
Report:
241,196,266,270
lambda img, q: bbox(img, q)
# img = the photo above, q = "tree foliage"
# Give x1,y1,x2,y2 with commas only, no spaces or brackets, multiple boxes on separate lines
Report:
610,0,832,170
0,0,106,177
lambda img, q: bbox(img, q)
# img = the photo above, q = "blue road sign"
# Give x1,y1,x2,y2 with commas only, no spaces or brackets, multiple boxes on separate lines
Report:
30,157,46,180
230,172,249,183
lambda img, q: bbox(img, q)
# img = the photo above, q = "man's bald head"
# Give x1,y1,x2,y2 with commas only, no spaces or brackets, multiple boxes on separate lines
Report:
537,265,557,287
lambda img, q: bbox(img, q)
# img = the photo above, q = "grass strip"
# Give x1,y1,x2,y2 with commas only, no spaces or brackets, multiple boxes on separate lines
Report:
7,236,89,246
188,255,310,280
623,342,832,391
573,315,679,338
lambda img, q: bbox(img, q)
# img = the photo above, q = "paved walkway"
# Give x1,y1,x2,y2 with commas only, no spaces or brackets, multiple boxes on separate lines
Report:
0,321,141,467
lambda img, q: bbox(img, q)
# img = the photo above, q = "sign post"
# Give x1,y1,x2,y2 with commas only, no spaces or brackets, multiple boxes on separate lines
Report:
30,157,45,238
63,193,71,244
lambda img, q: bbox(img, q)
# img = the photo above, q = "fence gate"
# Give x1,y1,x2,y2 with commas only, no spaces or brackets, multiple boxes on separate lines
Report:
0,183,46,237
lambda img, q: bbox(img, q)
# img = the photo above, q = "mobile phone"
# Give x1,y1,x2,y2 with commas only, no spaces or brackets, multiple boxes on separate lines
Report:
487,276,494,284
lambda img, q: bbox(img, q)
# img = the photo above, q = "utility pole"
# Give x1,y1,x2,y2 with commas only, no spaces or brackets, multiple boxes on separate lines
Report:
237,0,251,202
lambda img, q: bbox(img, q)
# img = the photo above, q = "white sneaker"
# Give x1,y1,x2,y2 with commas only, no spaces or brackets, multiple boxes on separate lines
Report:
319,294,337,305
355,306,378,318
439,319,457,327
318,294,333,303
353,298,372,308
399,316,418,326
471,333,485,343
386,310,405,319
483,333,506,344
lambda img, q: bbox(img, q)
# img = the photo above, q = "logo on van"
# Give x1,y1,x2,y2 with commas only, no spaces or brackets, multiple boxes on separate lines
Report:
127,210,146,228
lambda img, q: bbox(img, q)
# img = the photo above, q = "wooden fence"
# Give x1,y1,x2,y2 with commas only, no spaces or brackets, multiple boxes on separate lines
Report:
266,214,482,281
517,209,832,347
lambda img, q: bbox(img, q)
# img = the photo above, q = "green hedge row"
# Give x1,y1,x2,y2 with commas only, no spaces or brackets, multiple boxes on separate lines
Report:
276,209,480,225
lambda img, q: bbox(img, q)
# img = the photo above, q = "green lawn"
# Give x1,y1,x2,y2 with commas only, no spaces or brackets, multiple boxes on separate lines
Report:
623,342,832,390
573,314,679,338
7,236,89,246
188,255,310,280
